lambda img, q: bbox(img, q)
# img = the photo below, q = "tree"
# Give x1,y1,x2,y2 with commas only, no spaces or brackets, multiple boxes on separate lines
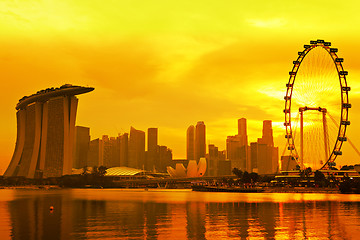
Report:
98,166,108,176
305,167,312,178
314,170,327,187
249,172,259,183
242,171,251,183
232,168,243,179
92,166,99,176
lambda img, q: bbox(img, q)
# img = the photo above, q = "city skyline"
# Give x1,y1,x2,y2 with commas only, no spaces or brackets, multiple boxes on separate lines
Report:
1,1,360,173
71,117,278,174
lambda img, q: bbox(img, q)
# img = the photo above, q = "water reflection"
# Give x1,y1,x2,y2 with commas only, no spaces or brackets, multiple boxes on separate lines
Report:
1,189,360,239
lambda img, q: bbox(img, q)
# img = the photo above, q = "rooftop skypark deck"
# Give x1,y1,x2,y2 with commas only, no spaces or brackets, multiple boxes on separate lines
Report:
16,84,94,110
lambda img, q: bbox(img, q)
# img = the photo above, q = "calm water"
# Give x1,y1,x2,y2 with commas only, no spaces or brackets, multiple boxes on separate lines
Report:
0,189,360,239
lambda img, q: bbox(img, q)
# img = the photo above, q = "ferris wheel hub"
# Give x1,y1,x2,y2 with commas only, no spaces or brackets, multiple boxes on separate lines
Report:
298,107,327,113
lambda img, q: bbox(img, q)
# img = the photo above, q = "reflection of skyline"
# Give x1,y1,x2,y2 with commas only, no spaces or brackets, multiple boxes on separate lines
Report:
2,190,360,239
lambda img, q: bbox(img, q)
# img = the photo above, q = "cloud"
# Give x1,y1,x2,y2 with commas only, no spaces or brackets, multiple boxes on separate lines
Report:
247,18,286,28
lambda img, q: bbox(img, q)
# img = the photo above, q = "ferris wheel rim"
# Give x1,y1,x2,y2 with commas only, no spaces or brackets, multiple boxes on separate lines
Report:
284,39,351,170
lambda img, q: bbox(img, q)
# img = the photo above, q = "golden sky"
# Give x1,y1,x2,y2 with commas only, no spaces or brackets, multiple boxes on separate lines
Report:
1,0,360,172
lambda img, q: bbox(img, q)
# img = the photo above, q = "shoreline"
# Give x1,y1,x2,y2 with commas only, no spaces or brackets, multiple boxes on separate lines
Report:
263,187,340,194
0,185,341,193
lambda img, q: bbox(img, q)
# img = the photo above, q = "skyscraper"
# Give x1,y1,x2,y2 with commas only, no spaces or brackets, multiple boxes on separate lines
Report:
102,135,121,167
128,127,145,169
73,126,90,169
226,118,249,171
207,144,219,176
187,125,195,160
4,84,93,178
195,121,206,162
158,145,172,172
259,120,274,147
238,118,248,146
88,138,102,167
226,135,241,170
119,133,128,166
147,128,158,171
251,120,278,174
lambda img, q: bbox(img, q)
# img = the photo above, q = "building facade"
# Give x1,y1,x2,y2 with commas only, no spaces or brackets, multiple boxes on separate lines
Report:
4,84,93,178
195,121,206,162
147,128,158,171
119,133,129,167
73,126,90,169
250,120,279,174
128,127,145,169
186,125,195,161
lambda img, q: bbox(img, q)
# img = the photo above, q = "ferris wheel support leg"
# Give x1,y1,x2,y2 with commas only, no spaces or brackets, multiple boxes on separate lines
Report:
322,110,329,164
300,110,304,170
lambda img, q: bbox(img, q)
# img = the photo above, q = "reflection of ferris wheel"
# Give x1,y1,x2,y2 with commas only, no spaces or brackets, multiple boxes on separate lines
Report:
284,39,350,170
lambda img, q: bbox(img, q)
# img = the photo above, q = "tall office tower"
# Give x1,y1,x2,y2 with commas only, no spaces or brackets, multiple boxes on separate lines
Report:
238,118,248,146
250,142,258,173
226,136,239,169
186,125,195,160
226,135,246,171
87,138,102,167
272,146,279,173
119,133,128,166
110,136,121,167
259,120,274,147
73,126,90,169
158,145,172,172
195,121,206,162
147,128,158,171
238,118,251,172
4,84,94,178
128,127,145,169
101,135,120,167
251,120,279,174
207,144,219,176
101,135,111,167
217,150,230,176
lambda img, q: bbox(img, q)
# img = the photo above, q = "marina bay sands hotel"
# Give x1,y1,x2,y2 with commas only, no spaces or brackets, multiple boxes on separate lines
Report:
4,84,94,178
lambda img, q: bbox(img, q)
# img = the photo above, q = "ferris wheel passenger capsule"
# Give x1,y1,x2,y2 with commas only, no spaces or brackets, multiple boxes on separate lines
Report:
284,96,291,100
317,39,325,43
343,103,352,108
335,58,344,62
334,151,342,155
339,71,348,76
330,48,338,52
324,42,331,46
310,40,317,44
341,121,350,125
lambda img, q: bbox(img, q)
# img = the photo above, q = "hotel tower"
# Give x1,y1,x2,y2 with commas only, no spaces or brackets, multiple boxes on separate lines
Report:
4,84,94,178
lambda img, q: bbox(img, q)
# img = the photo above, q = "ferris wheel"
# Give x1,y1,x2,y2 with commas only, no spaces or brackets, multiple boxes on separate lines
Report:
284,39,350,170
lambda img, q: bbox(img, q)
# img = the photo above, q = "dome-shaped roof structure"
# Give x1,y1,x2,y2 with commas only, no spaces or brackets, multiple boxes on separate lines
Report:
105,167,145,176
